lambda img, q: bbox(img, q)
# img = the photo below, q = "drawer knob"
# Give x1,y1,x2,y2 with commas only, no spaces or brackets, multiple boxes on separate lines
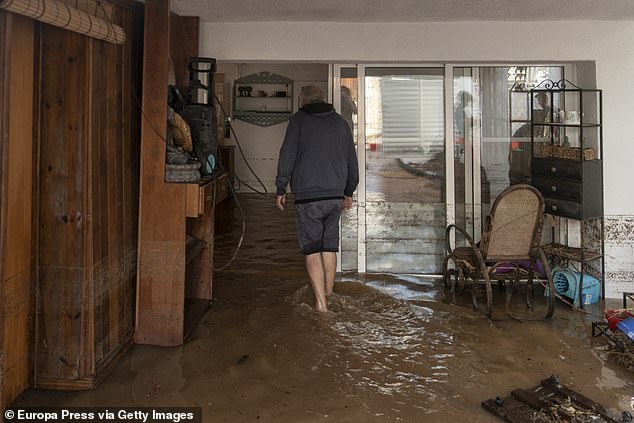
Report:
551,205,558,212
551,186,557,192
550,166,557,173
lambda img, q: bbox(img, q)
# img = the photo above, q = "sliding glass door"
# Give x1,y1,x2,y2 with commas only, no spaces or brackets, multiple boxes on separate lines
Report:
336,66,447,273
334,64,564,274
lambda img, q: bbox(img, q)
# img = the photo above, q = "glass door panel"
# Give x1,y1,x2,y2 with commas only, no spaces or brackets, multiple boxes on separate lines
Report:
453,66,563,240
364,67,445,273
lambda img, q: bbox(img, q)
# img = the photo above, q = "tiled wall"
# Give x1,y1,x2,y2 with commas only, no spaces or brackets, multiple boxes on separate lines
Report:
604,215,634,298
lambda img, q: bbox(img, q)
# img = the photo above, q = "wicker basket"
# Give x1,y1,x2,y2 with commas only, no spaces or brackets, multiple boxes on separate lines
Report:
538,144,595,161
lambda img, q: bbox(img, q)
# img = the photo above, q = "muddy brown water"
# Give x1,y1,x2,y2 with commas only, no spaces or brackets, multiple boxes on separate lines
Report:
14,194,633,422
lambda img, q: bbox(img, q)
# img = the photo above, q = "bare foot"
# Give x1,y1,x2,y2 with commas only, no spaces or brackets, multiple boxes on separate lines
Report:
315,303,328,313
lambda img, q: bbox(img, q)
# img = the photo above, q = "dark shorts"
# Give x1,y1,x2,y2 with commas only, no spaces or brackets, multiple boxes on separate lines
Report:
295,199,343,255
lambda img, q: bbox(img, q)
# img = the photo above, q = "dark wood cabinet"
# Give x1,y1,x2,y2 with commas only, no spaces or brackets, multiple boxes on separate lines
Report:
532,157,603,219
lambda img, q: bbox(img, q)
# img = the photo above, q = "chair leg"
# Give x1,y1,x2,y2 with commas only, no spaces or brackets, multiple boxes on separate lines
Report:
526,267,534,308
444,269,454,291
539,248,556,318
472,276,479,311
457,267,465,293
483,273,493,318
442,257,450,288
502,268,521,314
505,280,512,313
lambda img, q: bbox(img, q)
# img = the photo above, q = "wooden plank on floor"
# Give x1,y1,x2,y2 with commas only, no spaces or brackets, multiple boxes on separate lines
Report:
482,398,533,423
483,378,621,423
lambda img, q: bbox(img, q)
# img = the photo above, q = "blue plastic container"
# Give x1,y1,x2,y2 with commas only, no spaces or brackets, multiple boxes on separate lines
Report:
547,267,600,306
616,317,634,341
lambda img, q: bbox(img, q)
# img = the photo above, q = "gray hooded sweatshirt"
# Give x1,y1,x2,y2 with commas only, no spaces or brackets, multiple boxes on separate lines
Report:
275,102,359,202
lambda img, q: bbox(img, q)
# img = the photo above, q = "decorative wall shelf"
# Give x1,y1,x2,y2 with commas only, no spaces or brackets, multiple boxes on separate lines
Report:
233,111,293,127
233,72,293,127
235,71,292,85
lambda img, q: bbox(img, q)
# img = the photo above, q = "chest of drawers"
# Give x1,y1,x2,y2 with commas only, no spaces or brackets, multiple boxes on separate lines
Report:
531,157,603,219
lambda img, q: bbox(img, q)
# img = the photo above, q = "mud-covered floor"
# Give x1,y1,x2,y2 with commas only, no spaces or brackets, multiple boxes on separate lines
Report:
14,194,634,422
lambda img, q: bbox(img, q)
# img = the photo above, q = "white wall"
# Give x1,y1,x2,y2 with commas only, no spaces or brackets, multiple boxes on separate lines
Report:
216,63,328,193
202,20,634,214
202,20,634,295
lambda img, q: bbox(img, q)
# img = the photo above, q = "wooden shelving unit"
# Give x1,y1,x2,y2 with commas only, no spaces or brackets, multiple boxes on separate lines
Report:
136,1,222,346
529,80,605,307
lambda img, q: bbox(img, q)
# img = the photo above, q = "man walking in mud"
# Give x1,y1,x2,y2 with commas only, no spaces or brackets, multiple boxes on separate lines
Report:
275,85,359,312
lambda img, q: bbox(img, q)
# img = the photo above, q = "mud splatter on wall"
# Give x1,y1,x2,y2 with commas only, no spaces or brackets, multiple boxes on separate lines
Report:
604,215,634,297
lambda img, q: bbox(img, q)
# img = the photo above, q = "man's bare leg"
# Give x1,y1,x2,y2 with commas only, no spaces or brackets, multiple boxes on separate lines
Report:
322,251,337,296
306,253,327,312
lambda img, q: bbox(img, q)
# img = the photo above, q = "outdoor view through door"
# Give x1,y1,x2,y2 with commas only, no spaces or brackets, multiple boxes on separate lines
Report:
338,64,563,275
363,67,445,274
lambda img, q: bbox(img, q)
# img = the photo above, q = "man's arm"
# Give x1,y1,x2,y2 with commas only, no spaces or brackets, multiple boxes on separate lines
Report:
343,128,359,199
275,117,300,209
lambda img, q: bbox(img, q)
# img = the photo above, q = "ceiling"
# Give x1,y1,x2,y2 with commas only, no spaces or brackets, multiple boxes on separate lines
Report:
171,0,634,23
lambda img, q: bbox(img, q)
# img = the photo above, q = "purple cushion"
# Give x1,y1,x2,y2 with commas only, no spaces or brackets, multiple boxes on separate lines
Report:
491,259,545,275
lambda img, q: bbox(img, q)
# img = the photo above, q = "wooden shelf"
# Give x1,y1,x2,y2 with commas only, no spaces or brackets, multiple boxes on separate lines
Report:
532,122,601,128
186,172,229,217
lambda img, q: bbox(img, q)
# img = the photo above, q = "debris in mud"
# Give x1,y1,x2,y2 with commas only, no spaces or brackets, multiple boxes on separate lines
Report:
592,293,634,372
482,375,622,423
592,321,634,372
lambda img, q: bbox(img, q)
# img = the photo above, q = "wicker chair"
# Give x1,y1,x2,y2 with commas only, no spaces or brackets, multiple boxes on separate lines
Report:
442,184,556,318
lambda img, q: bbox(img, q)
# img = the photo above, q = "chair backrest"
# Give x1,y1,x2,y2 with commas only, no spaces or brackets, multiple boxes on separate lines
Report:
482,184,545,261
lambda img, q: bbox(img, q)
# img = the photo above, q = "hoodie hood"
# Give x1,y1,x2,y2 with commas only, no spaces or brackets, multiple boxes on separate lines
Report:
300,102,334,114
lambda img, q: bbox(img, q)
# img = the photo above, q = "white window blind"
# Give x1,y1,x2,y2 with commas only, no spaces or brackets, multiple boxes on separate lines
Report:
380,75,444,156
